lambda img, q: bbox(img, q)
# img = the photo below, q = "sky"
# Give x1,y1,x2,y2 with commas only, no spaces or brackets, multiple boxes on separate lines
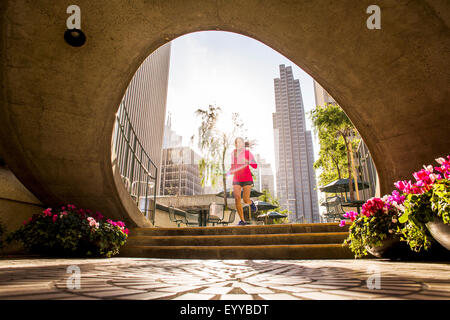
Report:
165,30,320,190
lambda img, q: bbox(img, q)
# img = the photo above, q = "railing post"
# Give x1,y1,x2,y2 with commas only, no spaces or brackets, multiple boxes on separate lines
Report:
153,166,158,225
112,101,159,224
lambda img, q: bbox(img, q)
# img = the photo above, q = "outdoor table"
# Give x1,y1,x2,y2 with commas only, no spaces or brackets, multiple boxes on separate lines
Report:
179,205,210,227
340,200,365,214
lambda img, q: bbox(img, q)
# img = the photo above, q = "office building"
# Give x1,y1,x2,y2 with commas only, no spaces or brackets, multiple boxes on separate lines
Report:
159,146,204,196
272,64,320,223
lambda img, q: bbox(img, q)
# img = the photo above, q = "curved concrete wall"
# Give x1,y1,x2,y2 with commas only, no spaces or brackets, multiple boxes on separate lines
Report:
0,1,449,227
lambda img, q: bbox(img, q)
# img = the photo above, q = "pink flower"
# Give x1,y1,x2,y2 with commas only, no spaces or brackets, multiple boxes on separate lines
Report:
338,220,346,227
123,228,129,235
43,208,52,216
362,197,385,216
343,211,359,222
52,215,58,223
116,221,125,228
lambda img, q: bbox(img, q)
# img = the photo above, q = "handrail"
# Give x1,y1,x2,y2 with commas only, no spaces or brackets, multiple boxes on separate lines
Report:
112,101,158,224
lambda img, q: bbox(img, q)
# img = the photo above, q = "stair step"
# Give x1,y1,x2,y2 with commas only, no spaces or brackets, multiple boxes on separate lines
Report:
119,244,355,260
131,223,349,236
126,232,349,246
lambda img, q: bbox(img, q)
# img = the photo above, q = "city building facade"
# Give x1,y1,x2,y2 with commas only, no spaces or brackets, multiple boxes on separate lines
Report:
272,64,320,223
116,42,172,193
159,146,204,196
253,154,275,197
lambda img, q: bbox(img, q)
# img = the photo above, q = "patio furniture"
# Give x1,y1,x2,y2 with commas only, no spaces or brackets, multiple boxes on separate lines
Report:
219,208,237,226
321,195,346,222
320,178,370,193
341,199,365,214
253,200,278,211
215,189,263,199
207,203,225,226
168,206,199,227
257,211,288,224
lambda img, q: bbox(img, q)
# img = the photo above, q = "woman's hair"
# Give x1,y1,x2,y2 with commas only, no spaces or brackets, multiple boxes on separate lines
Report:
233,137,245,160
234,137,244,146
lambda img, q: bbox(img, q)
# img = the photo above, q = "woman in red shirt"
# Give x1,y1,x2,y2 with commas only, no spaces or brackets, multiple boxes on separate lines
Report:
227,137,258,225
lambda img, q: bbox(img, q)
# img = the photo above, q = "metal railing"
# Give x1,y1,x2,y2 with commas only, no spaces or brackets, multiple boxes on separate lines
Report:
112,101,158,224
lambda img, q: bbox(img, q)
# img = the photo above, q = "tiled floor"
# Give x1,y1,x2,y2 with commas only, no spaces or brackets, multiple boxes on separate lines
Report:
0,258,449,300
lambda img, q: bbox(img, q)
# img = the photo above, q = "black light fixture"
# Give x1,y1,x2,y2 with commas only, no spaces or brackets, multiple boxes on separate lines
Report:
64,28,86,47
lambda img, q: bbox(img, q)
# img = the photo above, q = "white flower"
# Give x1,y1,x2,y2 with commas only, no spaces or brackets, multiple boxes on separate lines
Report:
392,218,398,223
388,229,393,234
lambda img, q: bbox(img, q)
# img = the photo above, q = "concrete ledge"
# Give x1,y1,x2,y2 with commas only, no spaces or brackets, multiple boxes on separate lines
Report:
119,243,355,260
131,223,350,236
126,232,349,246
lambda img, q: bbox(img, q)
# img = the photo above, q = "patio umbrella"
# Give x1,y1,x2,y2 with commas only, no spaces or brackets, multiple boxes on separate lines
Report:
253,200,278,211
319,178,370,193
257,211,288,219
216,189,263,198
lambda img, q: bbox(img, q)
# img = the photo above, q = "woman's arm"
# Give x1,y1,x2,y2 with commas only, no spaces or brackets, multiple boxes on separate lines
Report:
248,151,257,169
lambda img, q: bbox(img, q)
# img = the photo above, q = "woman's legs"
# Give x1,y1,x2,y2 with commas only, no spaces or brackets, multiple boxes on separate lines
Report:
233,184,245,222
242,185,252,206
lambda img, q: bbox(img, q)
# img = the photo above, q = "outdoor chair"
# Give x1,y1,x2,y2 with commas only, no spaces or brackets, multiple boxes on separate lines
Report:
168,206,199,227
323,196,346,222
207,203,225,226
219,208,236,226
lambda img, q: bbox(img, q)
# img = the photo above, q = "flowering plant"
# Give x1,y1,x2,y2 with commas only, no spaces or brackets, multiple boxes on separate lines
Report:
395,156,450,251
7,204,128,257
341,192,404,258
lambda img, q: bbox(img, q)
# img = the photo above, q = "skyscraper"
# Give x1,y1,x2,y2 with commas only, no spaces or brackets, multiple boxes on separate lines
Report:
272,64,320,223
160,115,204,196
117,42,172,193
253,154,275,197
159,146,204,196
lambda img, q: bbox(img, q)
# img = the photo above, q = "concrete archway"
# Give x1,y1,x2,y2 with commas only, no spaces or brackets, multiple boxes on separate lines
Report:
0,1,449,227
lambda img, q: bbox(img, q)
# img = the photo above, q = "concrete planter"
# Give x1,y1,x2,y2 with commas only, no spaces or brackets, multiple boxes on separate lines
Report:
366,236,405,259
426,219,450,251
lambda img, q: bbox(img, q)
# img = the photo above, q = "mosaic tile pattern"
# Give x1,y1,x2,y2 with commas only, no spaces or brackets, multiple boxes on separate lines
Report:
0,258,449,300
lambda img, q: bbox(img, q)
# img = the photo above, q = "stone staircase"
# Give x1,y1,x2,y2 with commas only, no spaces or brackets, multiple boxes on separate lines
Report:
119,223,356,259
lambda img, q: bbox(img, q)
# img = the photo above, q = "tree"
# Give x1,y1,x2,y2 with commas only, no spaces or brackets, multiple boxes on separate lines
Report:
309,103,360,200
192,105,245,209
258,189,291,224
313,129,348,186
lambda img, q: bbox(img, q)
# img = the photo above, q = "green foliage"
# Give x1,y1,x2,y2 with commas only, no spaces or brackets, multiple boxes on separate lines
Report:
6,206,128,258
431,179,450,224
257,189,291,224
398,220,432,252
398,180,449,252
309,103,360,194
313,131,349,186
193,105,247,209
344,210,402,258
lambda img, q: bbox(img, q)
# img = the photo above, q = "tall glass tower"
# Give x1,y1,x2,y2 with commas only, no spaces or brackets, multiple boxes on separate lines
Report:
272,64,319,223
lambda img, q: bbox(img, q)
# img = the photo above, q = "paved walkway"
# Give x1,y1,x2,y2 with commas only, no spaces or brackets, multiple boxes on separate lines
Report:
0,258,449,300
